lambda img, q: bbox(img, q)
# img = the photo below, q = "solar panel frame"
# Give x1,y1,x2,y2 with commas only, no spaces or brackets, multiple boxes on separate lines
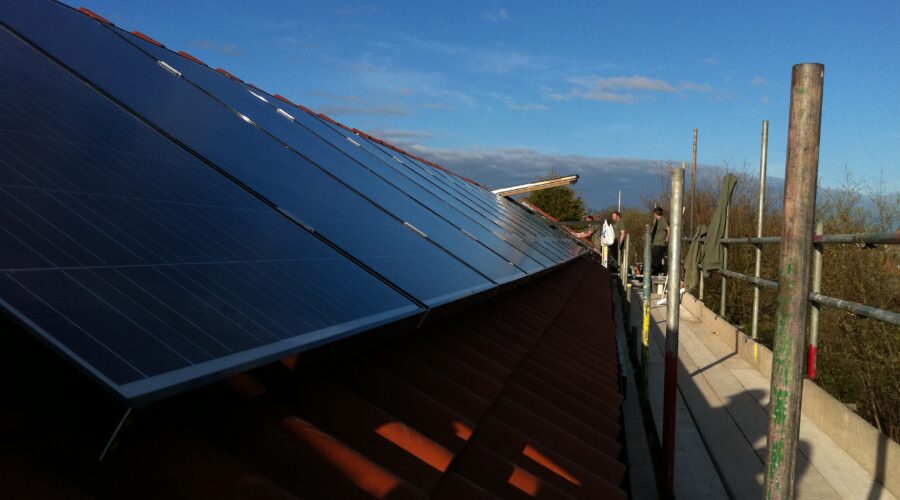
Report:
0,22,422,404
0,0,587,406
401,154,585,259
239,90,554,273
112,30,531,284
0,0,496,306
366,140,579,262
312,121,568,267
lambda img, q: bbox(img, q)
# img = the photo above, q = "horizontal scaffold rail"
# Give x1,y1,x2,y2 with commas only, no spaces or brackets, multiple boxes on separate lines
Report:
716,269,900,326
686,232,900,246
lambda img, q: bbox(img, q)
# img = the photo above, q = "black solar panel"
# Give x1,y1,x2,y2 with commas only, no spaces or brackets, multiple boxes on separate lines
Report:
403,154,584,260
0,25,420,402
367,140,579,261
115,32,530,285
1,0,494,306
0,0,586,404
313,122,566,267
256,91,552,274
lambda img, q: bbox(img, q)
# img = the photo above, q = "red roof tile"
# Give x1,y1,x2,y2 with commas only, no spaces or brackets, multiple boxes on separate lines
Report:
77,6,112,25
1,258,626,499
215,67,243,82
130,31,163,47
175,50,207,67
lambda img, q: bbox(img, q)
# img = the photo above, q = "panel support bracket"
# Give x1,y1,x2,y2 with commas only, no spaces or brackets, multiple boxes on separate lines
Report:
99,406,134,462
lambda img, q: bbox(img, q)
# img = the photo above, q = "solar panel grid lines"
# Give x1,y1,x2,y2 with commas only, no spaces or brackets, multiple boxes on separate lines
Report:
366,138,578,262
1,13,433,313
221,69,575,272
252,88,581,267
241,87,551,274
389,145,575,263
84,0,583,270
0,0,584,405
0,21,421,403
321,119,557,268
420,161,564,245
2,0,498,306
503,193,587,259
310,118,567,267
434,165,583,259
108,25,528,285
396,152,547,235
360,141,553,259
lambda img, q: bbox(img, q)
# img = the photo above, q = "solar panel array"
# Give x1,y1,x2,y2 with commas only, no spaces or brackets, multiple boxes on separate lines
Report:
0,0,584,403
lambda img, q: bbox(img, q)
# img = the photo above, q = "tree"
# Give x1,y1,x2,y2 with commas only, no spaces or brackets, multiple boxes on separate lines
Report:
662,163,900,441
526,171,586,221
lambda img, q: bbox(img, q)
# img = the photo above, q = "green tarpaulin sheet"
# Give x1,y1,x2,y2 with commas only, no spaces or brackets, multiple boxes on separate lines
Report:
684,224,707,293
701,173,739,275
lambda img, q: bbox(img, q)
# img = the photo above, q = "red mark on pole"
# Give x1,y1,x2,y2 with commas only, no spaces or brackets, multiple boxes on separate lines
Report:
807,345,817,380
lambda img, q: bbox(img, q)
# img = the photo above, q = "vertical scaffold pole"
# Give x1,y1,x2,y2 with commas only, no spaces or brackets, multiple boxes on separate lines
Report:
764,63,824,500
620,234,630,284
719,205,730,317
752,120,769,361
641,225,652,387
808,221,824,380
622,234,632,330
661,164,685,499
699,267,705,300
691,128,698,236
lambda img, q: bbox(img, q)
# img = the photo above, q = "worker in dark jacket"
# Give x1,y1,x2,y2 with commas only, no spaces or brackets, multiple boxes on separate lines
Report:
571,215,602,257
650,207,669,275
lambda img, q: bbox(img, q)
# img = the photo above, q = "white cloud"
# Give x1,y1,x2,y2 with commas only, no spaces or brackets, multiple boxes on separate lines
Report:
409,146,660,179
470,50,537,74
484,8,510,22
575,91,636,103
570,75,677,92
189,39,240,57
316,105,408,116
403,145,756,208
369,129,434,139
704,57,720,65
398,35,540,75
679,82,715,93
750,76,768,86
552,75,718,103
405,145,679,207
344,60,475,105
506,101,549,111
420,102,456,110
362,129,436,147
490,93,548,111
278,36,316,48
334,2,378,15
308,90,363,103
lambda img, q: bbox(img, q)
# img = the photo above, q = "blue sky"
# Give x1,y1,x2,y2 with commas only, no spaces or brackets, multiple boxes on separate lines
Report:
76,0,899,208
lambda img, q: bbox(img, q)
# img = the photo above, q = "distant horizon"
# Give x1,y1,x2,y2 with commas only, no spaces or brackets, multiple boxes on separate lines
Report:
430,151,895,212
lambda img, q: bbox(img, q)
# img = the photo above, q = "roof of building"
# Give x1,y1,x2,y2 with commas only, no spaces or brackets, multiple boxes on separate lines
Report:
0,0,586,407
1,258,626,499
0,3,627,498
